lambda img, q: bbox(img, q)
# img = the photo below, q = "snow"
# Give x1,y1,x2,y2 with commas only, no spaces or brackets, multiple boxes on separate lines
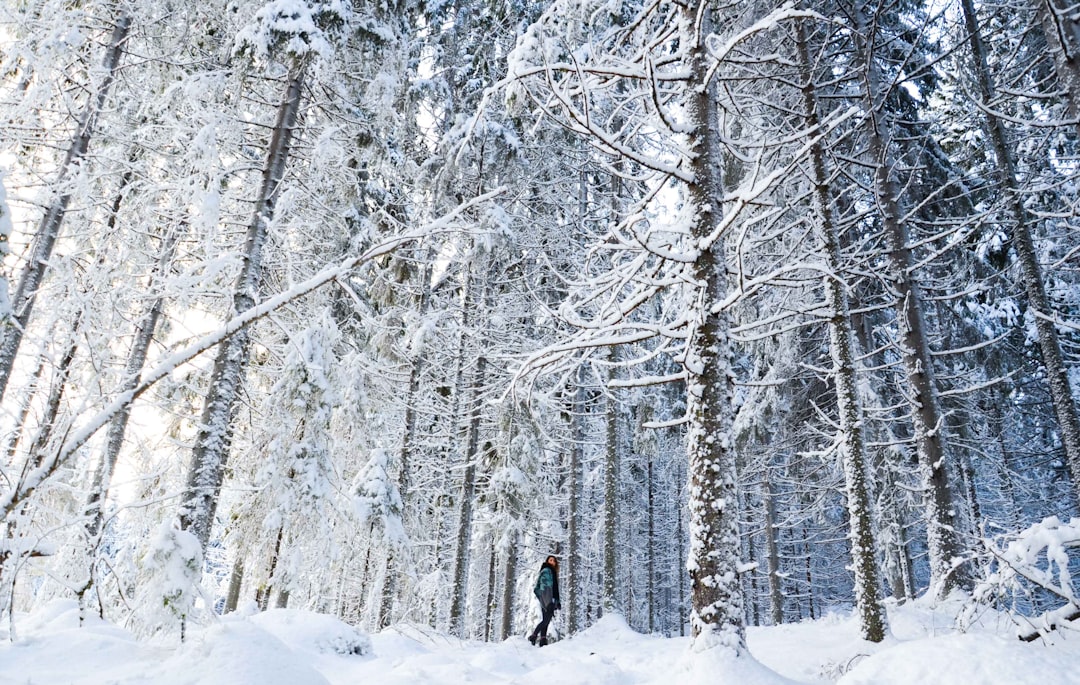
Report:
4,596,1079,684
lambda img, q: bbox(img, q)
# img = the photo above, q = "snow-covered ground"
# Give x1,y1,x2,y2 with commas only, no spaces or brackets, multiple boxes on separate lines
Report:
2,597,1078,684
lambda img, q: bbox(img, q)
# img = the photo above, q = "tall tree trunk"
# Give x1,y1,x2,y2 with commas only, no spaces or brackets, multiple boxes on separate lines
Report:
0,15,131,400
85,227,179,541
567,363,585,634
1037,0,1080,135
763,471,784,627
682,0,745,648
851,3,967,597
449,267,489,637
961,0,1080,498
602,352,619,614
796,19,886,641
179,63,307,548
484,537,497,641
378,257,435,629
0,316,81,618
646,451,655,634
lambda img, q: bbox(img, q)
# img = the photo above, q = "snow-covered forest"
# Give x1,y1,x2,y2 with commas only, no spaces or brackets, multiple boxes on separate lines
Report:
1,0,1079,679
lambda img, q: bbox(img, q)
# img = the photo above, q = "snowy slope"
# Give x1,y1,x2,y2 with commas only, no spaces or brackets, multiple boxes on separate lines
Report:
2,598,1078,684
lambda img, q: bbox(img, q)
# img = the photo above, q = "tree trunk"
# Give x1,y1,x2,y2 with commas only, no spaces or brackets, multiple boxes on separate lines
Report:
646,452,655,634
682,0,745,648
2,357,45,462
567,363,585,634
449,265,489,636
796,18,886,641
603,352,619,614
851,3,967,597
484,538,497,641
962,0,1080,499
0,15,131,401
1036,0,1080,136
225,558,245,614
378,257,435,629
500,529,517,640
180,63,307,548
86,227,179,540
763,472,784,627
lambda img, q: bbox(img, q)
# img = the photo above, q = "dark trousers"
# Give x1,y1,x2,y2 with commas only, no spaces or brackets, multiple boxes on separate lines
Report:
531,602,556,640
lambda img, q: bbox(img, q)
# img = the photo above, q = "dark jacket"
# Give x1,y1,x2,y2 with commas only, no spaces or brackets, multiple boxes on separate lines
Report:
533,561,560,610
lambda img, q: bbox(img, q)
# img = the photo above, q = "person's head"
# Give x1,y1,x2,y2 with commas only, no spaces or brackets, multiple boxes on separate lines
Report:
546,555,558,569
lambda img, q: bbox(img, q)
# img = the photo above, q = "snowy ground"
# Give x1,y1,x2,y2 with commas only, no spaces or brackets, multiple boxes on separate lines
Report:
2,597,1079,685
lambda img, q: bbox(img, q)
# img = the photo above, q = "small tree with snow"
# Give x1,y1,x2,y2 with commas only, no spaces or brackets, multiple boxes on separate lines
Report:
138,521,204,639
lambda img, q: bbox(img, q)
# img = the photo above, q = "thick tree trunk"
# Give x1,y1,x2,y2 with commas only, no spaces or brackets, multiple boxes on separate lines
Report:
180,64,307,548
962,0,1080,499
851,3,967,597
500,530,517,640
0,15,131,401
225,558,245,614
682,0,745,649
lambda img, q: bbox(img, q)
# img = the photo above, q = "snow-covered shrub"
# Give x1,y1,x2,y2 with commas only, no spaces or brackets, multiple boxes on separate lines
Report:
962,516,1080,639
137,521,205,636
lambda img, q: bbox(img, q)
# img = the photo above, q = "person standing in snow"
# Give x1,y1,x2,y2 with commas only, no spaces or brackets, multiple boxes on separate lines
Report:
528,555,560,646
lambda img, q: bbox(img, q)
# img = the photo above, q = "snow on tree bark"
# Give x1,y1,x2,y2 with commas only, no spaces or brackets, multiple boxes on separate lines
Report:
960,0,1080,502
179,63,307,548
681,0,745,650
850,2,968,598
795,18,886,642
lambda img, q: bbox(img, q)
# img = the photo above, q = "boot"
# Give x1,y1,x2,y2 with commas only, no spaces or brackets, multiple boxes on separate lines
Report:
528,634,537,645
538,636,548,647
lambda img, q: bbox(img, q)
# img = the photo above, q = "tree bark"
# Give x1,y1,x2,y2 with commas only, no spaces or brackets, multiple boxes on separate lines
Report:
682,0,745,649
180,63,307,548
449,267,489,637
85,227,179,540
603,352,619,614
1036,0,1080,137
763,471,784,627
962,0,1080,500
851,2,967,597
565,363,585,634
796,18,886,641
